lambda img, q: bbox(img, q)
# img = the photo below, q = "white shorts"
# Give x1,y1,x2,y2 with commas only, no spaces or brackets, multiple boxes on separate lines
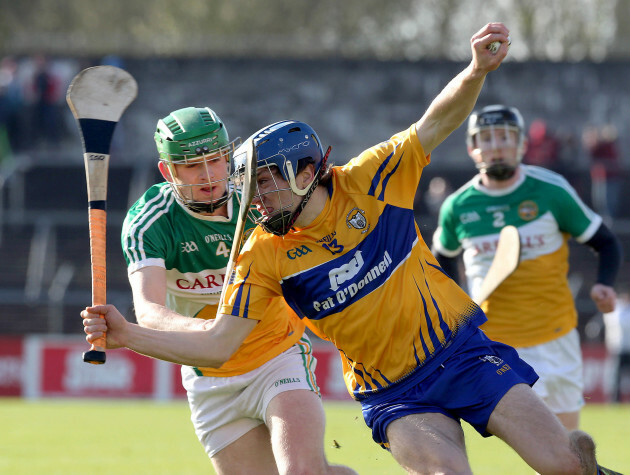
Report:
516,329,584,413
181,335,320,458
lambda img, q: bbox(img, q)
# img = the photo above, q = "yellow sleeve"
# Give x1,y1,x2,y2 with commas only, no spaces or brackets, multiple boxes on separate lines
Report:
339,124,430,210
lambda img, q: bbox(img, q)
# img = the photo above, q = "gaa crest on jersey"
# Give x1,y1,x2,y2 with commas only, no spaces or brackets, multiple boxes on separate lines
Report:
518,200,538,221
346,207,370,234
181,241,199,253
287,245,312,260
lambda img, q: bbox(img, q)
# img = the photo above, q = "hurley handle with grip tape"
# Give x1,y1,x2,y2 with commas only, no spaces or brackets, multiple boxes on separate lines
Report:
66,66,138,364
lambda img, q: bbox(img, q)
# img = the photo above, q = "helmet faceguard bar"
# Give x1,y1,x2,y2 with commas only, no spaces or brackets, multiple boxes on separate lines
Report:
232,120,329,235
466,105,526,180
161,137,241,213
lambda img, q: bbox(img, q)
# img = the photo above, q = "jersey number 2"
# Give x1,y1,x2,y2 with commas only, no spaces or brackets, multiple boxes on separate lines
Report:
493,212,506,228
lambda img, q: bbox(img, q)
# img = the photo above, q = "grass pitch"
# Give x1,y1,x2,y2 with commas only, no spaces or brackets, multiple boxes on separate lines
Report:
1,399,628,474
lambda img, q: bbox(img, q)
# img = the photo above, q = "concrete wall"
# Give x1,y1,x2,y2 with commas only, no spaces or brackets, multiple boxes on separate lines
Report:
100,58,630,175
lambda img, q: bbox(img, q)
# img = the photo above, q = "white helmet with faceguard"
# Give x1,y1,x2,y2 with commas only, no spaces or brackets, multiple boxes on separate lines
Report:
466,105,526,181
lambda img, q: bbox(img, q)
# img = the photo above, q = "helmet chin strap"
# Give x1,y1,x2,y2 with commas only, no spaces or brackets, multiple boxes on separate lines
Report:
183,192,229,214
483,163,517,181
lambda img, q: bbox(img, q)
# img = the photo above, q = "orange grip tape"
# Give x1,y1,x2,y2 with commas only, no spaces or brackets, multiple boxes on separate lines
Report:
88,208,107,352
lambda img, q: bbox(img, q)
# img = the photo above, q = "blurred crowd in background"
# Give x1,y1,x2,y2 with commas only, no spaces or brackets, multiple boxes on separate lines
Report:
0,55,79,162
1,54,627,223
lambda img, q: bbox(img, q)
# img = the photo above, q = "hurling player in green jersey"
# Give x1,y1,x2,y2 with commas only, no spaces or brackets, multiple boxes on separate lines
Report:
116,107,355,475
433,105,623,432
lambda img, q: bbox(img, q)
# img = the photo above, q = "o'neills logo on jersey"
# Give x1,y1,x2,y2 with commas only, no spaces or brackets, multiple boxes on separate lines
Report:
518,200,538,220
318,231,344,255
346,207,369,233
313,250,392,312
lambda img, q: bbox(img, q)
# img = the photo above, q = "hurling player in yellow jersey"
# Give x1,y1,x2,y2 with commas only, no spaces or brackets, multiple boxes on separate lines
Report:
95,107,356,475
83,23,618,474
432,104,622,432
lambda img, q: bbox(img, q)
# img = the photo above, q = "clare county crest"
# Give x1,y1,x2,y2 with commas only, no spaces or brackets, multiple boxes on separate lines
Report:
346,207,369,233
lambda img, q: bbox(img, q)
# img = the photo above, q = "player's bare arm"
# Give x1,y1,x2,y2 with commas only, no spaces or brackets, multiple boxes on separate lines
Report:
416,22,510,155
129,266,207,331
82,305,256,367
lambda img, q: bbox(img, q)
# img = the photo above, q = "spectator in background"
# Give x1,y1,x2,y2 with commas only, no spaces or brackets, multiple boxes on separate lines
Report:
603,284,630,402
582,124,622,223
0,56,23,160
30,55,62,148
523,118,564,173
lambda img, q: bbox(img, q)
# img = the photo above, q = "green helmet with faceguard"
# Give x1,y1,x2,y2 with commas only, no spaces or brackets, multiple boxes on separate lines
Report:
155,107,239,213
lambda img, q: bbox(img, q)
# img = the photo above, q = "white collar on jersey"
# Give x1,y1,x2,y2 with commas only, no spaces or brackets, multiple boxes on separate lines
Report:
473,164,526,197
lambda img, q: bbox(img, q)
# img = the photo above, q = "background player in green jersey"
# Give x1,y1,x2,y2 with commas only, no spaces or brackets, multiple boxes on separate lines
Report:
432,104,623,431
119,106,355,475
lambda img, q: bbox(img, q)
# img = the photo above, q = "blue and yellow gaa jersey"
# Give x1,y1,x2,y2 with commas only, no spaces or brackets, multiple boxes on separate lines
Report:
220,124,486,399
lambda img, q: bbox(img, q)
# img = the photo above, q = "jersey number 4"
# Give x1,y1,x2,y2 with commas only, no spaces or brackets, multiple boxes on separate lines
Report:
216,241,230,258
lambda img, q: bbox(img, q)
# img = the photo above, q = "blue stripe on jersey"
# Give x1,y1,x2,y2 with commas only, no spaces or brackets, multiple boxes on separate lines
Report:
367,146,398,197
417,258,452,347
280,204,415,321
377,151,403,202
413,274,435,356
230,264,253,319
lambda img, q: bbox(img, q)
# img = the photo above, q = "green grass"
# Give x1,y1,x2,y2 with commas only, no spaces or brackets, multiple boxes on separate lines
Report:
1,399,628,474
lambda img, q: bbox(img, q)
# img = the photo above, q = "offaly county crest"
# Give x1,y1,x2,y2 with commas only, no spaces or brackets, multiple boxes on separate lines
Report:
346,207,370,234
518,200,539,221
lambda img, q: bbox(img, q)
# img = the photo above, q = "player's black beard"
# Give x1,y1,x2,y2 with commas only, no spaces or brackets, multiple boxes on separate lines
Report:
485,163,516,181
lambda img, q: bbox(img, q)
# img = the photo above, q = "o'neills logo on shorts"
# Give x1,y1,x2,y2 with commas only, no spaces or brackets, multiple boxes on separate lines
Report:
274,377,301,387
479,355,512,375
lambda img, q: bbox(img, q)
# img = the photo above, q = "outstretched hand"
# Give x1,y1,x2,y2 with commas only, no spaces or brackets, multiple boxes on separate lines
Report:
470,22,511,75
81,304,128,349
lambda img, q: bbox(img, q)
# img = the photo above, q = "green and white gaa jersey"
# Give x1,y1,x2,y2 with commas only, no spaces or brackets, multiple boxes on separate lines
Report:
433,165,602,347
122,182,305,377
122,183,254,318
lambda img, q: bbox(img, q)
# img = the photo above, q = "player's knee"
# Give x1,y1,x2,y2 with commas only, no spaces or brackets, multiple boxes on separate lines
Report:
391,445,471,475
538,430,595,475
569,430,597,474
276,458,331,475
